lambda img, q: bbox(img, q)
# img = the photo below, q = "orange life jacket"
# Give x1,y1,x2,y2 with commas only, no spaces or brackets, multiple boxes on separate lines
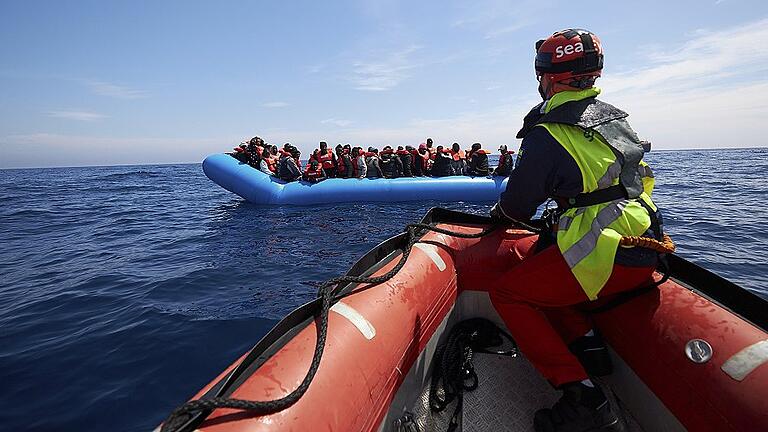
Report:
304,165,324,179
318,150,335,170
451,149,465,161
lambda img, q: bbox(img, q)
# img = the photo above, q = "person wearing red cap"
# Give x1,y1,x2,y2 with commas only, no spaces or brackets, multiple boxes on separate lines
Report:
488,29,662,431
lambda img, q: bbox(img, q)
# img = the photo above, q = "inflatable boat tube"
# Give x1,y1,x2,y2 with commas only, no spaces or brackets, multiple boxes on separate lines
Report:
160,208,768,432
202,153,509,205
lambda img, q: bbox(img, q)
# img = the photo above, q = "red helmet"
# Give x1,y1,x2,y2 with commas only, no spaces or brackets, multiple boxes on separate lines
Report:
535,29,603,97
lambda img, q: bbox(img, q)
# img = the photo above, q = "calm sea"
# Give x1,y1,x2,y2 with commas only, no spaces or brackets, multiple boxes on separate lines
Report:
1,148,766,431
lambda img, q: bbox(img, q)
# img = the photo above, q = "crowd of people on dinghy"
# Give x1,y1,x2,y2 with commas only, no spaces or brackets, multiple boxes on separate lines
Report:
229,136,516,183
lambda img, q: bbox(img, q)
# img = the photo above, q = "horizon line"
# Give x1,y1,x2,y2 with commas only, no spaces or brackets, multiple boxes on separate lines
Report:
1,145,766,170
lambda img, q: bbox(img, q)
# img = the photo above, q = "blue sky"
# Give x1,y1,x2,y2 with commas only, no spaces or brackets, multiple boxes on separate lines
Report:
1,0,767,168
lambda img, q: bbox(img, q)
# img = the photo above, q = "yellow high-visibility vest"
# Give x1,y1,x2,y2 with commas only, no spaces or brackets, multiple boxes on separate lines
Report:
536,88,658,299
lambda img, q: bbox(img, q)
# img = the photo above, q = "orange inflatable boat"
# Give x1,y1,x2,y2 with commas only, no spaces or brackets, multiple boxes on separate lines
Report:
160,208,768,432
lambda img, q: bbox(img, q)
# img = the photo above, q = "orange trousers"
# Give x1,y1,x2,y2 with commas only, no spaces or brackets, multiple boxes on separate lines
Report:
488,236,655,386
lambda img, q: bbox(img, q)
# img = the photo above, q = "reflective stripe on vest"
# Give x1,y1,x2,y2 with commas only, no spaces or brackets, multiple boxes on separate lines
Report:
538,88,657,299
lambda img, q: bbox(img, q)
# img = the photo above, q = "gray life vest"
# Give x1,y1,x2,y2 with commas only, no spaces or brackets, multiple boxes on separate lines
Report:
517,97,646,200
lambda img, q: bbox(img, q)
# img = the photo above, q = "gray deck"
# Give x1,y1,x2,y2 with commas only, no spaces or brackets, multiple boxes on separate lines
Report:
410,352,642,431
382,291,659,432
465,353,642,431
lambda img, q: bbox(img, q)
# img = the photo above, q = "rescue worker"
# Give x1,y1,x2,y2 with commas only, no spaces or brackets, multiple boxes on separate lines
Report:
397,146,414,177
491,145,515,176
317,141,336,178
450,142,466,175
277,148,301,182
366,147,383,179
430,145,454,177
466,143,490,176
488,29,661,432
380,146,403,178
302,159,326,183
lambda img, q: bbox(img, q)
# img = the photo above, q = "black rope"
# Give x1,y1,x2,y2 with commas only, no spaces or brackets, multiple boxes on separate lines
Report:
428,317,517,432
161,220,514,432
585,254,670,314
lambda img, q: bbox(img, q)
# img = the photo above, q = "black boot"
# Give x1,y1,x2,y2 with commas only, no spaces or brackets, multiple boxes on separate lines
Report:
568,331,613,377
533,382,624,432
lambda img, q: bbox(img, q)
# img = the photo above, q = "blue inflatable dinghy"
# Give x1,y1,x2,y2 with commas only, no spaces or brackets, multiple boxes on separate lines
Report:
202,153,509,205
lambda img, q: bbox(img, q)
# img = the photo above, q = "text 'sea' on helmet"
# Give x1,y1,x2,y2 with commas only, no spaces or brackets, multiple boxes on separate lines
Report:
535,29,603,85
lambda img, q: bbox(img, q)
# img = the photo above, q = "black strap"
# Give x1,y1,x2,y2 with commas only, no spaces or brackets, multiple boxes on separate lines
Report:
636,198,664,242
560,184,627,209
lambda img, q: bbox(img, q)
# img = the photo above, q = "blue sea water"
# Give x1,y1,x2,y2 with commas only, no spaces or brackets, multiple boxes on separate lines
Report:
1,148,766,431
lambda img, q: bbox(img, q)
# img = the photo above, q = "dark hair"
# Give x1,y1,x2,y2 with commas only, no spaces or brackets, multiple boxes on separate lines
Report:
452,143,460,152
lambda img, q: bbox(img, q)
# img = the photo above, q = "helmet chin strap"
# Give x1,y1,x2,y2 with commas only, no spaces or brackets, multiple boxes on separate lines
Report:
538,75,597,100
538,77,553,100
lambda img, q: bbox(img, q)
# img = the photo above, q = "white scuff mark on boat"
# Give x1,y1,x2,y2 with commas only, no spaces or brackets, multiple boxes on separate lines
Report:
414,243,446,271
721,339,768,381
331,301,376,340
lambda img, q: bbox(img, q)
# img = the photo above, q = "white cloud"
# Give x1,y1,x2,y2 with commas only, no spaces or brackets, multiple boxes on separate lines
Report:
47,110,107,121
320,118,353,127
351,45,422,91
306,64,324,74
86,80,147,99
484,22,529,40
601,19,768,94
453,0,543,39
262,101,290,108
598,18,768,149
252,19,768,154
